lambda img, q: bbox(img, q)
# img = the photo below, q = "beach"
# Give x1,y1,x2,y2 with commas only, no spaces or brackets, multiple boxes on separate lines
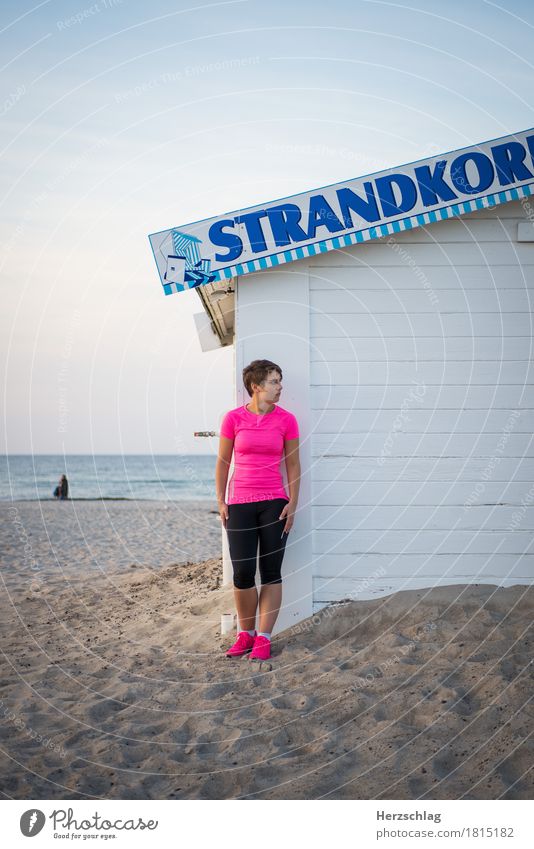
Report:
0,500,532,800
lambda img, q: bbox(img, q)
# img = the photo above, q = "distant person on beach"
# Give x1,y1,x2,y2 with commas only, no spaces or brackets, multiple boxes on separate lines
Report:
53,475,69,500
216,359,301,661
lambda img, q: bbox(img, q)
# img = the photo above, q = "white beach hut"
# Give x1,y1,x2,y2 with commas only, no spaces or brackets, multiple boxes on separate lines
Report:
149,128,534,634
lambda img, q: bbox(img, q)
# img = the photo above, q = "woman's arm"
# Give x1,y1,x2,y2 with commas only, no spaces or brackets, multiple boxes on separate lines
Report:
284,438,301,505
215,436,234,527
280,438,301,533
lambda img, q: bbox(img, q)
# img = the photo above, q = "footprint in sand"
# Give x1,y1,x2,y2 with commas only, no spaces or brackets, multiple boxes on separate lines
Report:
373,705,387,721
497,750,532,797
203,682,235,700
63,728,100,750
169,723,192,745
268,692,316,711
271,727,292,748
88,698,130,723
407,774,428,797
432,748,458,779
118,742,154,766
74,773,112,796
449,688,478,717
249,667,277,686
500,654,527,682
192,731,224,760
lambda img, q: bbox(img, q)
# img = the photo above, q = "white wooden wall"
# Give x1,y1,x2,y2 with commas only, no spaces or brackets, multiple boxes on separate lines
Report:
308,199,534,608
230,199,534,621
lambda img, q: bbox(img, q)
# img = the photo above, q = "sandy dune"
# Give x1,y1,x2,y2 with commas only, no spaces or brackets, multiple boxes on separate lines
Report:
0,501,532,799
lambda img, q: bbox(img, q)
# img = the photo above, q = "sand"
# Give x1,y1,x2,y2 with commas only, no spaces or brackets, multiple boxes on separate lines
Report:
0,500,533,800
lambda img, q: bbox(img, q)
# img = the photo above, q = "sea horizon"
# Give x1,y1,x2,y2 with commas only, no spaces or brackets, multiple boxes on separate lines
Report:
0,454,218,502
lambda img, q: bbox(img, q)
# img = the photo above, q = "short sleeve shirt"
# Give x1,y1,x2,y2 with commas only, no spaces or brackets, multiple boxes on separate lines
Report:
220,404,299,504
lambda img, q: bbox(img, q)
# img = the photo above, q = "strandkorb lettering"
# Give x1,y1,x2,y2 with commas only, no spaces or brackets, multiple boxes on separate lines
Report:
148,128,534,294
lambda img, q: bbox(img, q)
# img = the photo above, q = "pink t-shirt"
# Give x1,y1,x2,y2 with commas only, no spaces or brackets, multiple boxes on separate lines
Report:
220,404,299,504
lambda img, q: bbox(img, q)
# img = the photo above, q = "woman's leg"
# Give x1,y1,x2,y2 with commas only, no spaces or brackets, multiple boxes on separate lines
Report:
258,584,282,634
234,587,258,632
226,502,260,632
257,499,289,633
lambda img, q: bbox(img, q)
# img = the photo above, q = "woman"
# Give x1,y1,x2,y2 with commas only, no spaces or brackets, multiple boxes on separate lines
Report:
216,359,301,661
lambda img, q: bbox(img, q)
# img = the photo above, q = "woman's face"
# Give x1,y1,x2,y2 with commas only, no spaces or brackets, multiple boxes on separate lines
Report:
254,369,282,403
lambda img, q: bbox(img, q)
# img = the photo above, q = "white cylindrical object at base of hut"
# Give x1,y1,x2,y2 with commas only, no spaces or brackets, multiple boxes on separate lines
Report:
220,613,233,635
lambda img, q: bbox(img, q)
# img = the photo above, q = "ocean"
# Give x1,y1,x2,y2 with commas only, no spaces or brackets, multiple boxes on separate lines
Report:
0,455,217,502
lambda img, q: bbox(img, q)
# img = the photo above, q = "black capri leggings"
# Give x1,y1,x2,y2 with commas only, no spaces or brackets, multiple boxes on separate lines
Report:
226,498,289,589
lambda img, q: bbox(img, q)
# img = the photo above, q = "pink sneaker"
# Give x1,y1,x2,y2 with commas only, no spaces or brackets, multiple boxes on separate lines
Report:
226,630,256,657
250,635,271,660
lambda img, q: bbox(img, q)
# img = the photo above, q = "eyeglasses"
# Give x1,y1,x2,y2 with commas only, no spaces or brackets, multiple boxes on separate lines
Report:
264,379,282,386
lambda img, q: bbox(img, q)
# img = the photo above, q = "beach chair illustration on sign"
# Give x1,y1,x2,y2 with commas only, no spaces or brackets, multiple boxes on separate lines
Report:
164,230,215,290
165,255,187,285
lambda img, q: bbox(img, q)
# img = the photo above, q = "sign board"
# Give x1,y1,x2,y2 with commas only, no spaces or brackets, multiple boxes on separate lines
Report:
148,128,534,296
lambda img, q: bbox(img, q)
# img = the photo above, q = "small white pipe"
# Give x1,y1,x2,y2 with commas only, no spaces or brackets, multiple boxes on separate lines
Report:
220,613,233,635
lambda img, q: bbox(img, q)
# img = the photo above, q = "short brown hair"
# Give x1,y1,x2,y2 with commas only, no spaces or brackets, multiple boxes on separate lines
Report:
242,359,282,397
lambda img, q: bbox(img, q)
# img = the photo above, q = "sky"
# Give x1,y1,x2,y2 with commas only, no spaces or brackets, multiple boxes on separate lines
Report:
1,0,533,454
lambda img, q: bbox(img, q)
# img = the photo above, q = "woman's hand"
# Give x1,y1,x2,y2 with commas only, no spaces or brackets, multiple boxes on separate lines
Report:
279,500,297,535
219,501,229,528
